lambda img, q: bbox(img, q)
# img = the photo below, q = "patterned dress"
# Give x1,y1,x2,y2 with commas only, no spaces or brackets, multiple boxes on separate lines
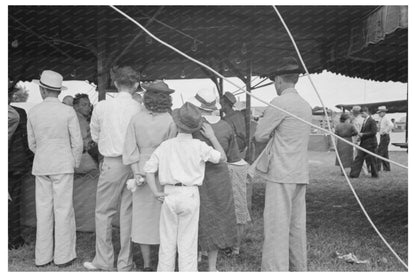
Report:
122,109,177,244
193,118,240,251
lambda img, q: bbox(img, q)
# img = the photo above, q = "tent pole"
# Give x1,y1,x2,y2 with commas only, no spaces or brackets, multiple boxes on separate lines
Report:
406,84,408,143
97,8,109,101
245,60,252,162
219,63,224,118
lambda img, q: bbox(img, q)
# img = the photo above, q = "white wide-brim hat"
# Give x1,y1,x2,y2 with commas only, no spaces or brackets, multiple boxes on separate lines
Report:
33,70,67,91
377,105,388,113
187,88,221,111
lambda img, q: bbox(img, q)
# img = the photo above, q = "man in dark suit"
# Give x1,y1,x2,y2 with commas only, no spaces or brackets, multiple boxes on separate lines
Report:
350,106,378,178
8,84,34,250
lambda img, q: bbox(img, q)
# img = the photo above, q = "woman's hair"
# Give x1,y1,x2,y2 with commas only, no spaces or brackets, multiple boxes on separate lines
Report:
340,113,350,123
143,90,172,113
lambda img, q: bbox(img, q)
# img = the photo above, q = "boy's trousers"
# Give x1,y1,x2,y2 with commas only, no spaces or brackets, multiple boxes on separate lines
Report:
157,185,200,272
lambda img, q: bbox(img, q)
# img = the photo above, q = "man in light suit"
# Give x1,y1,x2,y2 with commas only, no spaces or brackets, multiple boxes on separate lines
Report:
255,57,312,271
27,70,83,267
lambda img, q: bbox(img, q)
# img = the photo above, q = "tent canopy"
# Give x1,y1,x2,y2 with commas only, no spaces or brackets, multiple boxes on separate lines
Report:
335,99,408,114
9,5,408,89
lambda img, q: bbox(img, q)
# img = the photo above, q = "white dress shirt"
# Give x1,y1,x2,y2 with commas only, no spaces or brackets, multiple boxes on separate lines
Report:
379,115,394,135
90,92,141,157
143,133,221,186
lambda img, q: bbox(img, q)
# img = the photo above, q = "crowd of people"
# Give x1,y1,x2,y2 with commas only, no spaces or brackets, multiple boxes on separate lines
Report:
8,57,315,271
334,105,394,178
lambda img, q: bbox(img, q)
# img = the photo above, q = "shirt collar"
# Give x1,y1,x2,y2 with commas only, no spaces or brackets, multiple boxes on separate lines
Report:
117,92,133,99
177,133,193,139
281,87,297,96
44,97,61,102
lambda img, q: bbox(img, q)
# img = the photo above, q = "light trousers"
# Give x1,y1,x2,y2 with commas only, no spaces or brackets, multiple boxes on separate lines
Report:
157,186,200,272
35,174,76,265
261,182,307,271
92,156,133,271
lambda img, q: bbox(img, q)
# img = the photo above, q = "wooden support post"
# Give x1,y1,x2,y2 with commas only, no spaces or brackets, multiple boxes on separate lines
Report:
97,8,109,101
245,60,252,162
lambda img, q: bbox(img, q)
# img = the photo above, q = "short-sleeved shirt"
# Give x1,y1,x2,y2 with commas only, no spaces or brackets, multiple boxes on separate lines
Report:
144,133,221,186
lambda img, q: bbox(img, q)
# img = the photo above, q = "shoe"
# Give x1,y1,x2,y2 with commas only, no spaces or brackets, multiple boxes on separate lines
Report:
83,261,99,270
56,258,77,268
143,267,153,271
8,237,25,250
35,261,53,268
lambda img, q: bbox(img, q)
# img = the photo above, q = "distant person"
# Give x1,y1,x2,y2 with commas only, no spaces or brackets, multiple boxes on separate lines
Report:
376,106,394,172
27,70,83,267
122,80,177,271
350,106,370,176
254,57,312,271
8,82,33,250
84,66,141,271
62,95,74,106
334,113,357,173
349,106,378,178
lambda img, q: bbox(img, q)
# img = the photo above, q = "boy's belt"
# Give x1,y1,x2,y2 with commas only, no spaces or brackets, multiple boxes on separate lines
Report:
171,183,197,186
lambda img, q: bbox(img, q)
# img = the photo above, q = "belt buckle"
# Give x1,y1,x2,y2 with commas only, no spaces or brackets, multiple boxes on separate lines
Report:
174,183,183,187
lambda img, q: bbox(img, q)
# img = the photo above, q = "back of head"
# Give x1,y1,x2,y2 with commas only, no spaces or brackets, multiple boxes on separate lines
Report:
272,56,302,84
111,66,140,90
339,113,350,123
361,106,369,114
143,90,172,113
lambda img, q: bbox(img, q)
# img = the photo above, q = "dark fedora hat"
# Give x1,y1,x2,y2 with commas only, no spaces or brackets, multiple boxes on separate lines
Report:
268,56,304,81
172,102,203,133
142,80,175,94
222,91,237,105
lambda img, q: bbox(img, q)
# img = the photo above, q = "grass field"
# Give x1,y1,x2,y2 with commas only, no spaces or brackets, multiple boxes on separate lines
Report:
8,151,408,272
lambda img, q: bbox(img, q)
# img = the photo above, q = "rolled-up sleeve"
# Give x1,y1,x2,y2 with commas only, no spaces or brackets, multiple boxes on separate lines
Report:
68,110,83,167
254,98,285,143
122,118,140,165
144,147,160,173
90,103,101,143
200,141,221,164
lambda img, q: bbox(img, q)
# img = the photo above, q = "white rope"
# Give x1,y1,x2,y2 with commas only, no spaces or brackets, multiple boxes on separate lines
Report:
109,5,407,170
272,6,408,270
110,4,408,270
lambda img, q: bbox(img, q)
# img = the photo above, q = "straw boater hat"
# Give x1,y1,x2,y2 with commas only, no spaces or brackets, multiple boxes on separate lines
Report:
172,102,203,133
222,91,237,105
352,105,361,112
187,88,221,111
34,70,67,91
142,80,175,94
377,106,388,113
268,56,304,80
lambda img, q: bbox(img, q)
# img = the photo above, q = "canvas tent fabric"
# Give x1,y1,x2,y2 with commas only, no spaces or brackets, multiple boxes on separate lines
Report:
9,5,407,88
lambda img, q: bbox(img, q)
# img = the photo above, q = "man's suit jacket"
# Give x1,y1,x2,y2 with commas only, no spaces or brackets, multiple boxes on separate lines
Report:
27,97,83,176
9,105,34,173
359,116,378,149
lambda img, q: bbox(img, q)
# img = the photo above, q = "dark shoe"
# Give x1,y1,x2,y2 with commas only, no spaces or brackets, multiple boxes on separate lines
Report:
349,175,358,179
36,261,53,268
143,267,153,271
8,237,25,250
371,175,379,178
56,258,77,268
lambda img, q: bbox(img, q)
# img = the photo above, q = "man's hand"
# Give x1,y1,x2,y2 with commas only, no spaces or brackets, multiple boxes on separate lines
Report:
154,191,168,202
200,123,216,140
134,174,145,186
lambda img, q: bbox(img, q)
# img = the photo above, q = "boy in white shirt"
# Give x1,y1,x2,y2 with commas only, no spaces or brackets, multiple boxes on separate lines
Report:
143,102,226,272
